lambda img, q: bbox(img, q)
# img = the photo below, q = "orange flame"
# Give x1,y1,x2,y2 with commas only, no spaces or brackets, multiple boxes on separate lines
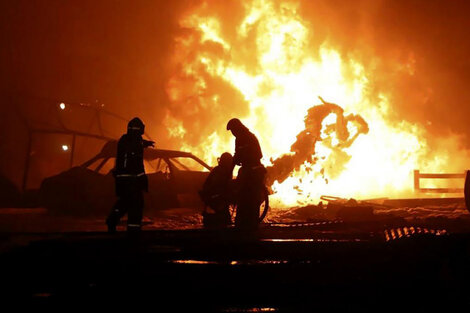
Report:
164,0,469,208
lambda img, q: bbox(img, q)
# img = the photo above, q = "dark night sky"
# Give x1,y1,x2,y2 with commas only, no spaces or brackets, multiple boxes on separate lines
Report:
1,0,470,189
0,0,187,119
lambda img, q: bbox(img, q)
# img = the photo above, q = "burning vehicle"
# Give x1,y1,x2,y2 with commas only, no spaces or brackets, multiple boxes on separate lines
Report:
39,140,213,216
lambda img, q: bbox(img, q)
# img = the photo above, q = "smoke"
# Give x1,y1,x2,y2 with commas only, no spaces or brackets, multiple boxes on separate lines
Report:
266,97,369,186
163,1,248,152
298,0,470,146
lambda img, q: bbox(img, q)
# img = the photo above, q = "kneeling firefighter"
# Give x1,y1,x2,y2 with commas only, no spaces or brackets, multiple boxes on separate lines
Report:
199,152,235,228
226,118,267,231
106,117,155,233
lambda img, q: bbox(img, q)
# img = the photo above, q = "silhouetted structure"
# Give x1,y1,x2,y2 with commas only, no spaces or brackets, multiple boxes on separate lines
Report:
227,118,266,231
106,117,154,232
200,152,235,228
14,96,130,191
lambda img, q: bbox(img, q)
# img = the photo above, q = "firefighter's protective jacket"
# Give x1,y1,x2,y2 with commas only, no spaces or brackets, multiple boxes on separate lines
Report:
114,133,148,195
201,165,233,205
233,130,263,167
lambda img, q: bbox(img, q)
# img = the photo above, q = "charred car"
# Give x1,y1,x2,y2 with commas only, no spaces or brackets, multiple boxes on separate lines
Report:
39,140,212,216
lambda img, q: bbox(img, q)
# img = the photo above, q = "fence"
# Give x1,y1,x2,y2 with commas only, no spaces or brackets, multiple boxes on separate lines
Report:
413,169,465,194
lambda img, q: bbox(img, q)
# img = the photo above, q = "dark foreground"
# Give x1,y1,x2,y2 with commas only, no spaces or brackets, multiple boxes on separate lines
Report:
1,219,470,312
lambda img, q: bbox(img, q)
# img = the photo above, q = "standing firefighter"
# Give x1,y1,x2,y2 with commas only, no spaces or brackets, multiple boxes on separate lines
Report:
200,152,235,228
106,117,155,233
226,118,266,231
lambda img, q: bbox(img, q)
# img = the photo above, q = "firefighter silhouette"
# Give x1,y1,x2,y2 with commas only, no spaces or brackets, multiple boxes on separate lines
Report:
106,117,155,233
200,152,235,228
226,118,267,231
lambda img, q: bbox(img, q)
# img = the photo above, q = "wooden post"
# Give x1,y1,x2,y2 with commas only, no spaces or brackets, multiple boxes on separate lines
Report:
414,169,420,191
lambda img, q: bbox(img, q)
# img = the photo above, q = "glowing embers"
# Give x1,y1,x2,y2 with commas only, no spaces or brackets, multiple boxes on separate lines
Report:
169,259,290,265
267,220,342,228
171,259,218,265
222,307,277,312
261,238,363,242
384,227,448,242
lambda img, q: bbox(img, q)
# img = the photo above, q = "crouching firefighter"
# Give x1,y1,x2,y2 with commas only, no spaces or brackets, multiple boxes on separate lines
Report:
106,117,155,233
226,118,267,231
199,152,235,229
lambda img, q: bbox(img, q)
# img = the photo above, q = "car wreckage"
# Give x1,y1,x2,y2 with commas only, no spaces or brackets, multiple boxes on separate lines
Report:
39,140,213,216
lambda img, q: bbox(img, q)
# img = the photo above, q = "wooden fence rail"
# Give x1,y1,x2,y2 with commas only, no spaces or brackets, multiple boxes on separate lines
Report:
413,169,465,194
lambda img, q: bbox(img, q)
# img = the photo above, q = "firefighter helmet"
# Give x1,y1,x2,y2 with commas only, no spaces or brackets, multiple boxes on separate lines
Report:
218,152,233,168
226,118,243,131
127,117,145,135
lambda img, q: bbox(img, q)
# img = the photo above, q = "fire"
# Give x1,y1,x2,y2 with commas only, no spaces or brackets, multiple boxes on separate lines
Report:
164,0,467,208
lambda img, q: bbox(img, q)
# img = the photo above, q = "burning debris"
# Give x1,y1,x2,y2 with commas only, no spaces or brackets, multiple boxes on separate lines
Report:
266,96,369,186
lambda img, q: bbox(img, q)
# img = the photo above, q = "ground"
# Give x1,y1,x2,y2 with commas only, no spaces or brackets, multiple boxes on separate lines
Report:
1,201,470,311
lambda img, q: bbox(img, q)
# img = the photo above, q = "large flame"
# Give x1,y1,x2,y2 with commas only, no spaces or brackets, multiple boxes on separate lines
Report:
164,0,467,208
